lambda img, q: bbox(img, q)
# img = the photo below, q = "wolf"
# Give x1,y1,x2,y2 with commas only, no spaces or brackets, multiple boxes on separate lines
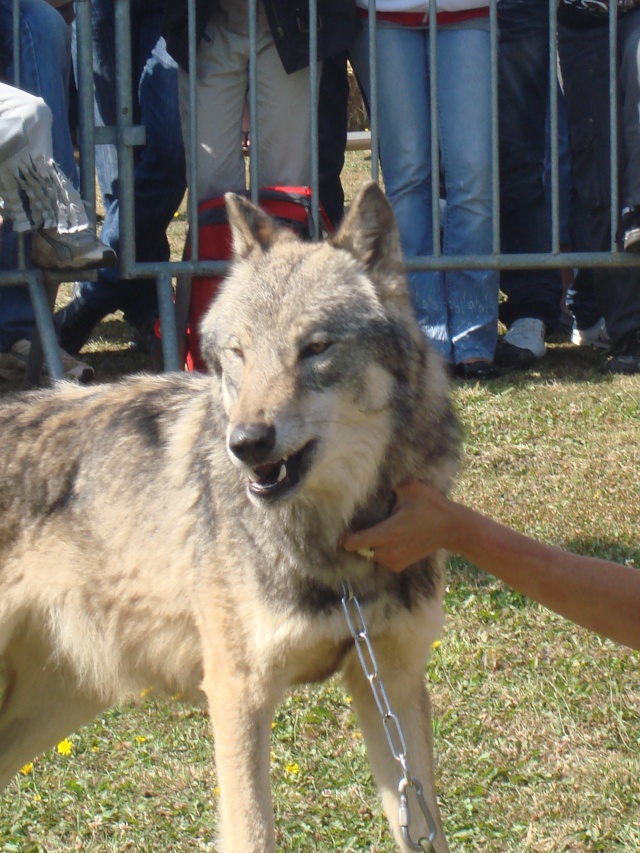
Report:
0,182,459,852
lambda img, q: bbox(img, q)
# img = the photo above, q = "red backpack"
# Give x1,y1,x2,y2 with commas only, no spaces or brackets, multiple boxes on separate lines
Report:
182,186,333,372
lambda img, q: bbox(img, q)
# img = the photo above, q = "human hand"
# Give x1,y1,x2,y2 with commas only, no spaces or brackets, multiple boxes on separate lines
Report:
342,480,454,572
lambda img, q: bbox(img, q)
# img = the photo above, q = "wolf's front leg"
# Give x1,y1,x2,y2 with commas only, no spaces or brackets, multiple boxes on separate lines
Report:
201,655,281,853
341,637,449,853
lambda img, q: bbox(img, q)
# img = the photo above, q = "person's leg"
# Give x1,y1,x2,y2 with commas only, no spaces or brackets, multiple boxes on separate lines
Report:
253,1,313,191
437,24,498,366
619,9,640,209
0,82,53,166
0,0,75,353
121,28,186,328
498,0,562,332
318,51,349,229
59,0,187,350
0,0,77,182
177,6,249,201
0,84,93,241
0,85,56,231
559,20,640,364
616,8,640,254
350,25,451,358
0,285,34,352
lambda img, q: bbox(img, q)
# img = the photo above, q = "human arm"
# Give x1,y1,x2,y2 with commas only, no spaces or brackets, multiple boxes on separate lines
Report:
343,480,640,651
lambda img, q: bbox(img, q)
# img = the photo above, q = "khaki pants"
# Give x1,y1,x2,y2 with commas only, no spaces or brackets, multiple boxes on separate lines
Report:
178,0,318,201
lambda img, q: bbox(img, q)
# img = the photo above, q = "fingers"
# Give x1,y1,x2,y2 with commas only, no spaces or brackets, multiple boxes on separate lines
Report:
342,480,444,573
342,523,387,553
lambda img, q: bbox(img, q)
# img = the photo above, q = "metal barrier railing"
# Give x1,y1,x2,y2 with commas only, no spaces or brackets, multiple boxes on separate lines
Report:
1,0,638,378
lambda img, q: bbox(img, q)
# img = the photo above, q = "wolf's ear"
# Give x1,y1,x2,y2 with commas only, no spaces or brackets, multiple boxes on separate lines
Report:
225,193,279,258
330,181,407,301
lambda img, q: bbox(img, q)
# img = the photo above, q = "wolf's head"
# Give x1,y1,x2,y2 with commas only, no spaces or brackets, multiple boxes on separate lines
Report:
200,182,454,528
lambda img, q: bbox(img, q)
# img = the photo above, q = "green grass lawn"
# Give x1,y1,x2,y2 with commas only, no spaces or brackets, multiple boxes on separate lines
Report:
1,153,639,851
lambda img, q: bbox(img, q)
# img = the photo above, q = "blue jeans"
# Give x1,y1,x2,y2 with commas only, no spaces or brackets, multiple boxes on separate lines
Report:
73,0,186,327
0,0,76,351
498,0,562,330
351,23,498,364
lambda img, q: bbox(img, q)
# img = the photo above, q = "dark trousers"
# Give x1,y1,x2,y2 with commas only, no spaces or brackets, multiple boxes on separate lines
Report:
558,15,640,346
498,0,563,330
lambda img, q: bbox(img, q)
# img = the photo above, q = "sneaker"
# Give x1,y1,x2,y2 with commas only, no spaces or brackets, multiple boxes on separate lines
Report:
31,226,117,271
494,317,546,368
0,339,94,383
571,317,610,350
54,289,107,354
605,329,640,375
620,207,640,253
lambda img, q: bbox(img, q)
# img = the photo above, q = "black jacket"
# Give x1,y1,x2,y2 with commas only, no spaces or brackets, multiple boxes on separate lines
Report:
163,0,360,75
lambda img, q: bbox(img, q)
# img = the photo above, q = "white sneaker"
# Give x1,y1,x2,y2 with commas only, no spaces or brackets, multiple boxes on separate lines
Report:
31,226,117,271
495,317,546,369
571,317,610,350
0,339,94,383
504,318,546,358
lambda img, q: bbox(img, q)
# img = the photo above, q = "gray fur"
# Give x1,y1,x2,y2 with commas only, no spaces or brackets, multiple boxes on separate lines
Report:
0,182,458,852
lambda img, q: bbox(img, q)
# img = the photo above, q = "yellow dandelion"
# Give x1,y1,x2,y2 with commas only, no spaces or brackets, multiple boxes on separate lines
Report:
285,762,299,775
271,721,277,730
431,640,442,651
345,696,353,705
57,738,73,756
20,763,34,775
134,736,147,744
140,687,152,698
91,746,100,753
213,785,220,796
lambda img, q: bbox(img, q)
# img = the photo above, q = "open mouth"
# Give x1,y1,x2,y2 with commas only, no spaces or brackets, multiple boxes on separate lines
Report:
248,440,317,500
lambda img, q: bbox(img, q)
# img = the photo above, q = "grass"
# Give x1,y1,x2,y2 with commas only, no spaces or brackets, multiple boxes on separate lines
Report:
1,151,640,851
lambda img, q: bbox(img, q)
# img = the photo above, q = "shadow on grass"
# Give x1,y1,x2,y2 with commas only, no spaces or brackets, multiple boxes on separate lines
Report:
451,341,613,390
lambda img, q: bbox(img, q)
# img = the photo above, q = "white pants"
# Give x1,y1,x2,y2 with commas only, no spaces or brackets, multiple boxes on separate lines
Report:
0,80,87,233
178,0,318,201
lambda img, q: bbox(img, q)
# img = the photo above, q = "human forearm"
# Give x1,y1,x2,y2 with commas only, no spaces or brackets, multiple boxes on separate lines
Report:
343,481,640,650
436,498,640,650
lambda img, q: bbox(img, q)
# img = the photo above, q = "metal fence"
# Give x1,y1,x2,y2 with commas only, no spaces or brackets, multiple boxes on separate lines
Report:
1,0,636,378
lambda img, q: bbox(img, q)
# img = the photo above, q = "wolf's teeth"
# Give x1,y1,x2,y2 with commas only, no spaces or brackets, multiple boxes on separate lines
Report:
277,463,287,483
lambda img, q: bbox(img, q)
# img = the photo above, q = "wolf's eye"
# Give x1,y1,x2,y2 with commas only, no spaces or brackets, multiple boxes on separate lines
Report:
301,340,331,359
227,345,244,360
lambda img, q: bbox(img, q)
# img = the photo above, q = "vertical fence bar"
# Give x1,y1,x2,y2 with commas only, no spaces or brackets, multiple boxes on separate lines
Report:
11,0,19,85
12,0,26,269
548,0,560,256
113,0,136,276
429,0,441,257
157,270,180,372
248,0,259,201
308,0,320,239
367,4,379,185
186,0,200,261
75,0,96,221
609,2,619,251
490,0,500,255
27,274,64,381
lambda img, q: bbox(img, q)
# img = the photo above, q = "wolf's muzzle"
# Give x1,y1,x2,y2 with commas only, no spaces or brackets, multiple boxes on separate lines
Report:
228,422,317,500
228,422,276,465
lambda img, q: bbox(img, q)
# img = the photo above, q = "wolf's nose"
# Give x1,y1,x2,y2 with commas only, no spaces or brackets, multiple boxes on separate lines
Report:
229,422,276,464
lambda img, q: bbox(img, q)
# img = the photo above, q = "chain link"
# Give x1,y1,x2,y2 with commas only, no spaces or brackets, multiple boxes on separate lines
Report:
341,580,437,852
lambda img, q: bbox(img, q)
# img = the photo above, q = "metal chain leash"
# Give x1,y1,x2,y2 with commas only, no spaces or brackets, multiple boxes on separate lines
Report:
341,579,437,853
